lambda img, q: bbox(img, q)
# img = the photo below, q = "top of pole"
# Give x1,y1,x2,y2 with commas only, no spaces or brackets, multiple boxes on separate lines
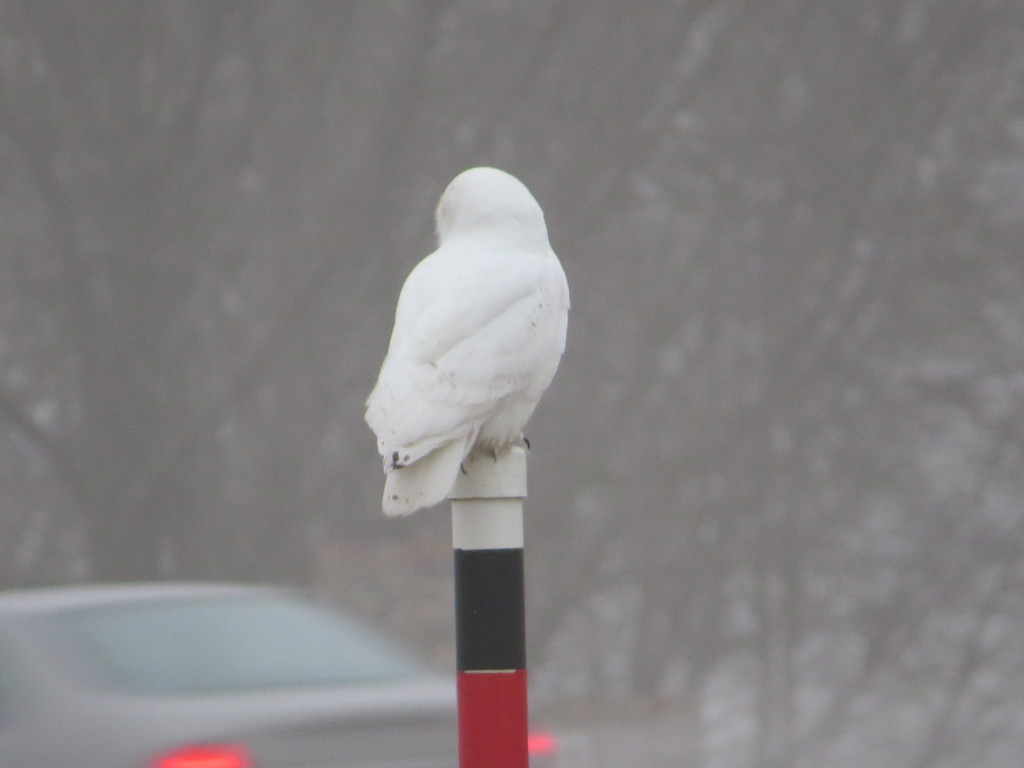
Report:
449,445,528,501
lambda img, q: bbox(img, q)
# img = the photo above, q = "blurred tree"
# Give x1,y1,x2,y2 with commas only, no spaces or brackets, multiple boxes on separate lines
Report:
0,0,343,580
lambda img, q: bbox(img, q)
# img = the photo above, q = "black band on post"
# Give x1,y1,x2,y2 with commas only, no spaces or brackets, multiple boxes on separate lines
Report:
454,548,526,671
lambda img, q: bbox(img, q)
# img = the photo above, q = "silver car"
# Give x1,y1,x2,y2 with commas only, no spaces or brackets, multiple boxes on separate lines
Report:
0,582,494,767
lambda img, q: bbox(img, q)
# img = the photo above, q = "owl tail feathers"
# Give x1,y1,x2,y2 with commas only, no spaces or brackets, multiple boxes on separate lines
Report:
382,435,471,516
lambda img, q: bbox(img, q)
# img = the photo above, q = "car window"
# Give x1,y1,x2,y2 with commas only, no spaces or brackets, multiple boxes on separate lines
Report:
46,593,424,695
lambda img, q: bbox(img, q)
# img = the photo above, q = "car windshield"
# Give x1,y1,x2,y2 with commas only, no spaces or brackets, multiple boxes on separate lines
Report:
45,593,424,695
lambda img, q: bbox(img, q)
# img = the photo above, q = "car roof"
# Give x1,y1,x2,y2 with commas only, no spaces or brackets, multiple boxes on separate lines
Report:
0,582,282,616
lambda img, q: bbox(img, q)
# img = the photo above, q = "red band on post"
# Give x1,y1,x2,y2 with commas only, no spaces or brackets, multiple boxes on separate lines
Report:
457,669,528,768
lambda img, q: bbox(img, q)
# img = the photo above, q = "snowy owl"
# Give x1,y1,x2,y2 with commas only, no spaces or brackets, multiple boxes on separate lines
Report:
365,167,570,516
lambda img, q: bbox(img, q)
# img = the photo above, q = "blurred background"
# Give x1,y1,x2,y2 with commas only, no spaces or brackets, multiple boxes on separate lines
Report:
1,1,1023,766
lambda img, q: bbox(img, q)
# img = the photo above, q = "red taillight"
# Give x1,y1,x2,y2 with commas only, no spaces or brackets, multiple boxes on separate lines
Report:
150,743,252,768
527,729,558,756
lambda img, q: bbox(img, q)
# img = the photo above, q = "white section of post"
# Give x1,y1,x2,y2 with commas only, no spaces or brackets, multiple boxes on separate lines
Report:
450,446,527,549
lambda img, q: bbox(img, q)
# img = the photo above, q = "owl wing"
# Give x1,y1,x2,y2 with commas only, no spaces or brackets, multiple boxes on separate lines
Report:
365,245,567,467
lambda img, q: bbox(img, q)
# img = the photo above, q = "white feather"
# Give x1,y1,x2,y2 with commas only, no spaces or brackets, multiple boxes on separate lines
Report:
365,167,569,516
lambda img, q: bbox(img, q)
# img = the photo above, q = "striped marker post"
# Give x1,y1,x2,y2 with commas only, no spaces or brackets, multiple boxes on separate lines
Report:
449,445,528,768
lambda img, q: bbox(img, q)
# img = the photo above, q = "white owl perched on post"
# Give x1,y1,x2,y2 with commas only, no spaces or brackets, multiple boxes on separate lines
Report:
365,167,570,516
